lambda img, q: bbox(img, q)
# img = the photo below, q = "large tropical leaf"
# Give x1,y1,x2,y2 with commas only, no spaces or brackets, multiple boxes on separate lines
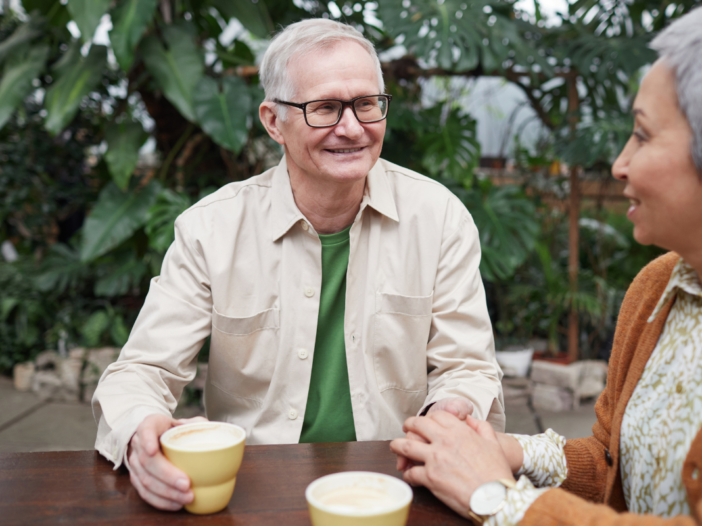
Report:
66,0,111,42
211,0,274,39
419,105,480,183
80,180,162,262
94,256,148,297
44,44,107,135
21,0,71,28
141,24,203,122
104,121,149,190
0,45,48,130
35,243,91,294
193,76,251,153
0,17,45,66
145,188,192,253
109,0,159,72
450,182,540,282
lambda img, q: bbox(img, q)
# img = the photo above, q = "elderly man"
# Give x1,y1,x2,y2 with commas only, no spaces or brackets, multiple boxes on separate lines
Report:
93,18,504,511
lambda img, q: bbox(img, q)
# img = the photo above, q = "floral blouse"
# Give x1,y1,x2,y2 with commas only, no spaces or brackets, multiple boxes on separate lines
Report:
487,258,702,526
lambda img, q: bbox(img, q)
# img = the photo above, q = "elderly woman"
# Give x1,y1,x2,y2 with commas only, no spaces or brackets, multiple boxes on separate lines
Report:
390,8,702,526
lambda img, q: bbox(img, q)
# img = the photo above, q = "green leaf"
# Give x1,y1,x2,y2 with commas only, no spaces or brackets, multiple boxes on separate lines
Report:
35,243,90,294
94,257,147,297
21,0,71,28
211,0,273,39
81,310,110,347
66,0,111,42
0,17,45,66
44,44,107,135
104,121,149,190
141,24,203,122
110,314,130,346
145,188,192,252
193,76,251,153
0,297,19,321
109,0,158,71
80,180,162,263
0,45,48,131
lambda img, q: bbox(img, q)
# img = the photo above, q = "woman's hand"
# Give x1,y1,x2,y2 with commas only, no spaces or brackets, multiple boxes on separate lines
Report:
390,411,515,518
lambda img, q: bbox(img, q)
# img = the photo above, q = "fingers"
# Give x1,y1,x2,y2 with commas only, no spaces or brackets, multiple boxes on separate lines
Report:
402,464,429,488
129,449,193,510
465,415,498,441
390,437,432,465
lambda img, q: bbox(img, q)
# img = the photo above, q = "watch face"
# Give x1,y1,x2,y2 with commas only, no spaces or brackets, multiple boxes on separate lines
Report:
470,481,507,516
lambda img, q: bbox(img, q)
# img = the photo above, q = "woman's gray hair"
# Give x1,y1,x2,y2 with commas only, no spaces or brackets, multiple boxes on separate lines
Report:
650,7,702,173
259,18,384,120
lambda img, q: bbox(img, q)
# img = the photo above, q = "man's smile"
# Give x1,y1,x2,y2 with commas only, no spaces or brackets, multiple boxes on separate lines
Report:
324,147,365,154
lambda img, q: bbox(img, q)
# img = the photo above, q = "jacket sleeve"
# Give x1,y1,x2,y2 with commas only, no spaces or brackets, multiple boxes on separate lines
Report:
424,200,505,431
520,488,700,526
92,214,213,468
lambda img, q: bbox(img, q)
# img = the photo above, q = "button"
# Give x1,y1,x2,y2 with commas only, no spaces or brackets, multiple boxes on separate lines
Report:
297,348,309,360
304,287,315,297
288,408,298,420
676,382,684,394
301,221,309,231
693,468,699,481
605,449,613,466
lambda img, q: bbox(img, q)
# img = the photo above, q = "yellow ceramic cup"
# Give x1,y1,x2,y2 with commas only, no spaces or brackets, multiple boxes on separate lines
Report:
160,421,246,515
306,471,413,526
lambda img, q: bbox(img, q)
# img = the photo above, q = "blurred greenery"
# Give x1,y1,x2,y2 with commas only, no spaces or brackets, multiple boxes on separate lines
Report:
0,0,696,372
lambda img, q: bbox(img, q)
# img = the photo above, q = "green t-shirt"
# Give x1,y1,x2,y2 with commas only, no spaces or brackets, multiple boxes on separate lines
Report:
299,225,357,443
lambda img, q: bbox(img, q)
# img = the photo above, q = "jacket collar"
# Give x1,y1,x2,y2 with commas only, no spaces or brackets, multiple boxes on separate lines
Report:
269,156,399,242
649,257,702,322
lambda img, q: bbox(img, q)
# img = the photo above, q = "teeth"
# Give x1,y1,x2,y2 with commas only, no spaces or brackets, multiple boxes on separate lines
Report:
329,148,361,153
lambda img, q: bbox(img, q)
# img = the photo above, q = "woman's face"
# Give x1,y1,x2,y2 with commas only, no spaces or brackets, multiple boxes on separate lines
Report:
612,59,702,253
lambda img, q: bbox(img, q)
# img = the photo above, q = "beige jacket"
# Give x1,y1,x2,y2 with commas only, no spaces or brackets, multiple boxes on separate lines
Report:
93,157,504,468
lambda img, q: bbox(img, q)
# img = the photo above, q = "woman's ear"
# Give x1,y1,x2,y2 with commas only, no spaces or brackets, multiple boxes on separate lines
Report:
259,102,285,146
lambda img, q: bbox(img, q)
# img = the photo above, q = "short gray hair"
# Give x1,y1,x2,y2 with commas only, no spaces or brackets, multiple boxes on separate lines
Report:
650,7,702,174
259,18,385,120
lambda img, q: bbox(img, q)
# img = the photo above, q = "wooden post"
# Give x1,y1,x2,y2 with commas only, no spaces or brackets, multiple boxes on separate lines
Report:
567,75,580,363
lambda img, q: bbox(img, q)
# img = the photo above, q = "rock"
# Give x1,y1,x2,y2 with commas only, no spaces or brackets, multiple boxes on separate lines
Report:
59,357,83,393
32,370,64,400
530,361,581,392
577,360,608,399
532,383,574,412
13,361,35,391
35,350,60,370
69,347,87,360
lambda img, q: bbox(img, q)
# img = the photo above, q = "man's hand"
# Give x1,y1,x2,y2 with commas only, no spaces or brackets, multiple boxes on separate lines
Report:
390,412,514,519
396,397,474,472
128,414,208,510
426,397,474,420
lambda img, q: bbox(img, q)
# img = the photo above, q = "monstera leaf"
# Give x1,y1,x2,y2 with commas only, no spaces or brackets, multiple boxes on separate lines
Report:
0,45,48,130
193,76,251,153
66,0,111,42
44,44,107,135
109,0,159,71
141,24,204,122
80,180,162,262
0,16,45,65
104,121,149,190
379,0,543,73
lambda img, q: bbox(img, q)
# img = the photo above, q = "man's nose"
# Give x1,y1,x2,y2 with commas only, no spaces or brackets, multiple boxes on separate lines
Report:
334,106,363,140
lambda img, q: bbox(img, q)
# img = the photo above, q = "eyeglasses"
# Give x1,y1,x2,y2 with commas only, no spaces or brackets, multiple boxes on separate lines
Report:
274,94,392,128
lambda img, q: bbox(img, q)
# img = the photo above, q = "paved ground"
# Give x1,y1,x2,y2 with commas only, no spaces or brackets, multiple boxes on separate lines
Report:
0,376,597,453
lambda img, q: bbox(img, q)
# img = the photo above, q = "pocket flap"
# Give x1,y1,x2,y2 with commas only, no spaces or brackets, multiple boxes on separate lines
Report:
376,291,433,316
212,306,279,335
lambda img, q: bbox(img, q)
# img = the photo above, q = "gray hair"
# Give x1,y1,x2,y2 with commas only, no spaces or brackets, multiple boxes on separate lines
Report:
259,18,385,120
650,7,702,174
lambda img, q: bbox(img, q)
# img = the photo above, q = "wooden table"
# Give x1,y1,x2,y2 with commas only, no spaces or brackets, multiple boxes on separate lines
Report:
0,441,467,525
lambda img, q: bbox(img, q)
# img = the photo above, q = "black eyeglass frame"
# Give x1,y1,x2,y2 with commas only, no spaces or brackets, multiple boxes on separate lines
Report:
274,94,393,128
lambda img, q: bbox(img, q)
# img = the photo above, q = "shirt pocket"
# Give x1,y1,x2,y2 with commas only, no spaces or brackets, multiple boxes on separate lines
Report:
209,306,279,401
372,291,433,392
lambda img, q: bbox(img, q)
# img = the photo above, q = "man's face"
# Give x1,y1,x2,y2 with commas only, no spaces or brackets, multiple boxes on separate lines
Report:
264,40,386,186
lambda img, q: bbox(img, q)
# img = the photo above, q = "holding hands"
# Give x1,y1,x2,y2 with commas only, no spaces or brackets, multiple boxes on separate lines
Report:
390,409,523,519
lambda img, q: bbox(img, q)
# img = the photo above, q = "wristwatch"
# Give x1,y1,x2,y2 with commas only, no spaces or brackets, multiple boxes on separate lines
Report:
467,478,517,524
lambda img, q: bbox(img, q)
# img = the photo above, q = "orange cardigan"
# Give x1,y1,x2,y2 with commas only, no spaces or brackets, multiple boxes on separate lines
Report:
522,252,702,526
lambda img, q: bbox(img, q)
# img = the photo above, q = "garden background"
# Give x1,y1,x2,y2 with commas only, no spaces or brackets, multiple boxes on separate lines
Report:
1,0,699,379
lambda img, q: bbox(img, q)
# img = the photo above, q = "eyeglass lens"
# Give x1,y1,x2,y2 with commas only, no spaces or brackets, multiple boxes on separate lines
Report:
306,96,389,126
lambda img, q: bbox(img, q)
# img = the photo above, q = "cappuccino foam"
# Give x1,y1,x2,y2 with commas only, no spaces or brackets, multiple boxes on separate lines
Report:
163,424,243,451
318,487,397,512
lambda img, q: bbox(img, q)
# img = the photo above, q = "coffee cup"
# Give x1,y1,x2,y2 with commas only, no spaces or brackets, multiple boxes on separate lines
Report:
306,471,413,526
160,421,246,515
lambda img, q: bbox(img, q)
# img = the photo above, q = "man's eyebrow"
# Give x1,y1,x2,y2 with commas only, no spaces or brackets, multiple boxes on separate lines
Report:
633,108,646,117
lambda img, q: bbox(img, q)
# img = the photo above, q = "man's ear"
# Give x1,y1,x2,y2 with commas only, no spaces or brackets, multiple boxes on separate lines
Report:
259,102,285,146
